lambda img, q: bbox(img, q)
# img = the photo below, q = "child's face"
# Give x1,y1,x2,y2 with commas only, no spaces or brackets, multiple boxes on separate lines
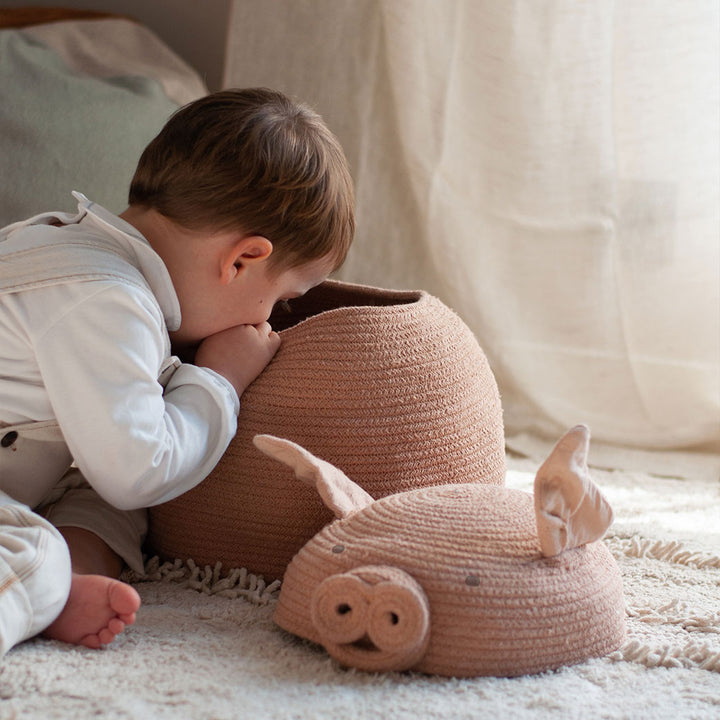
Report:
169,253,333,348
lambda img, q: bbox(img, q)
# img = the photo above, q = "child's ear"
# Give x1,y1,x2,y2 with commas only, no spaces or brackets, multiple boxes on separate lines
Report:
221,235,273,283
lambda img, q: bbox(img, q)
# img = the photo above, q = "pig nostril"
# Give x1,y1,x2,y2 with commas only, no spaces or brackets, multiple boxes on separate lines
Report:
312,574,370,645
390,612,399,625
351,635,378,652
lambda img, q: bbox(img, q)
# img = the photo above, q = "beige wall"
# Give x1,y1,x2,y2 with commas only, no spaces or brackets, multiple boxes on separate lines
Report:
0,0,230,89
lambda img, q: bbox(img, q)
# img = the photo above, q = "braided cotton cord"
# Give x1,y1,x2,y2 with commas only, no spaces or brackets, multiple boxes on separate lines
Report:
148,280,506,580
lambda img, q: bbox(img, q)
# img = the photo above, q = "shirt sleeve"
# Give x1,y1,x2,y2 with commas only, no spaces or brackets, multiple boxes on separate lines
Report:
32,282,239,510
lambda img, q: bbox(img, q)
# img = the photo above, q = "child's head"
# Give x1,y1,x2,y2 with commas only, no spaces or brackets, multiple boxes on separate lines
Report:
128,87,354,275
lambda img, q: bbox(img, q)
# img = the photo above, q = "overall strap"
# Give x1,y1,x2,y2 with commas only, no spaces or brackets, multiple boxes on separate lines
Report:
0,217,148,295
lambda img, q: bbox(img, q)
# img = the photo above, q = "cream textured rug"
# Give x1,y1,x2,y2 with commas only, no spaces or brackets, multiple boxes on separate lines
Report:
1,458,718,720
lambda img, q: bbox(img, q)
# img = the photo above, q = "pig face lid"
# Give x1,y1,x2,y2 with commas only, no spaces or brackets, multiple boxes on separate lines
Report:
253,428,623,677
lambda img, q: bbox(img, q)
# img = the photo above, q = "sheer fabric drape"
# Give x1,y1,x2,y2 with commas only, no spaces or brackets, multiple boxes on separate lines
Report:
223,0,719,457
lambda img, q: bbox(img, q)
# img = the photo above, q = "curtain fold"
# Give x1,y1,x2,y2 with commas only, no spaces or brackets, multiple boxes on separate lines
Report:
223,0,719,457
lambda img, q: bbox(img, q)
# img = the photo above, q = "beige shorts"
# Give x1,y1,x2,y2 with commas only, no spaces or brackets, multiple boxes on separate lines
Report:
36,468,147,574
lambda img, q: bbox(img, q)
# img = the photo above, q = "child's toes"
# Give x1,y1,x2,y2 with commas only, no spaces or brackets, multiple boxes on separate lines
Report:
82,634,103,650
108,583,141,616
118,611,137,626
107,617,126,635
97,627,117,645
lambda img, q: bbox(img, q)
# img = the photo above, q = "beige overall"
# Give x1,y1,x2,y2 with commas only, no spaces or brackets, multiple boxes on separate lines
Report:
0,203,170,654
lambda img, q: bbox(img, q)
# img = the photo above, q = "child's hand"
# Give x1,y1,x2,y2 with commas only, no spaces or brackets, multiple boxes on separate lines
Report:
194,322,281,397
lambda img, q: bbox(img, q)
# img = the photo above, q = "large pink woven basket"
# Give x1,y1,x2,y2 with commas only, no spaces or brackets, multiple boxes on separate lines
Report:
147,280,506,580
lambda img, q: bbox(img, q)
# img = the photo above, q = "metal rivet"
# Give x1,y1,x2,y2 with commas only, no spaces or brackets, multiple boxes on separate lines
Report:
465,574,481,587
1,431,18,448
331,544,345,554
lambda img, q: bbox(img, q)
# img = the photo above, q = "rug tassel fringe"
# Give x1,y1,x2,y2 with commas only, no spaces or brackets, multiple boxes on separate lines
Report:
606,534,720,569
612,639,720,673
122,555,281,605
627,598,720,634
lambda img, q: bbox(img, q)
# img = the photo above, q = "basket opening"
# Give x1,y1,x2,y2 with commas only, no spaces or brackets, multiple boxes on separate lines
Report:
269,280,422,332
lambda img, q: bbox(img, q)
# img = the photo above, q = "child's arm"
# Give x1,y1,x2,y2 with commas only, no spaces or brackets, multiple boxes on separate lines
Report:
32,283,250,510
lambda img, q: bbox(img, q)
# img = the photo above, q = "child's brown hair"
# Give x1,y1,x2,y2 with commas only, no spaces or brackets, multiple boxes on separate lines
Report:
129,87,354,272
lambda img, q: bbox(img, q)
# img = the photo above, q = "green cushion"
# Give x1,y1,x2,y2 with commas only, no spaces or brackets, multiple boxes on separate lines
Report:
0,30,179,225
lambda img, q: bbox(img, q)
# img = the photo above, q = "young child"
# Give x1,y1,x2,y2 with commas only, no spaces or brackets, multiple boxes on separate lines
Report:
0,88,354,655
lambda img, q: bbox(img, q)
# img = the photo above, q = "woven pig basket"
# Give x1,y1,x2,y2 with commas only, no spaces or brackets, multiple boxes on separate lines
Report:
256,425,625,678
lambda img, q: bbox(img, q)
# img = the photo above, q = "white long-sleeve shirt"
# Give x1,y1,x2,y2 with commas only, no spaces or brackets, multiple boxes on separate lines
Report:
0,194,239,511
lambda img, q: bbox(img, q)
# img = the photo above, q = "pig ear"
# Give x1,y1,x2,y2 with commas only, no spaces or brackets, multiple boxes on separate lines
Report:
534,425,614,556
253,435,374,519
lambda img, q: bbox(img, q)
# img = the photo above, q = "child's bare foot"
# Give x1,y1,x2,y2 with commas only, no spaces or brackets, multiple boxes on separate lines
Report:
42,573,141,649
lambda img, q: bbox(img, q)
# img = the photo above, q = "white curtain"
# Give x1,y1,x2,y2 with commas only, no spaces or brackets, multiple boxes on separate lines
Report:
223,0,720,464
